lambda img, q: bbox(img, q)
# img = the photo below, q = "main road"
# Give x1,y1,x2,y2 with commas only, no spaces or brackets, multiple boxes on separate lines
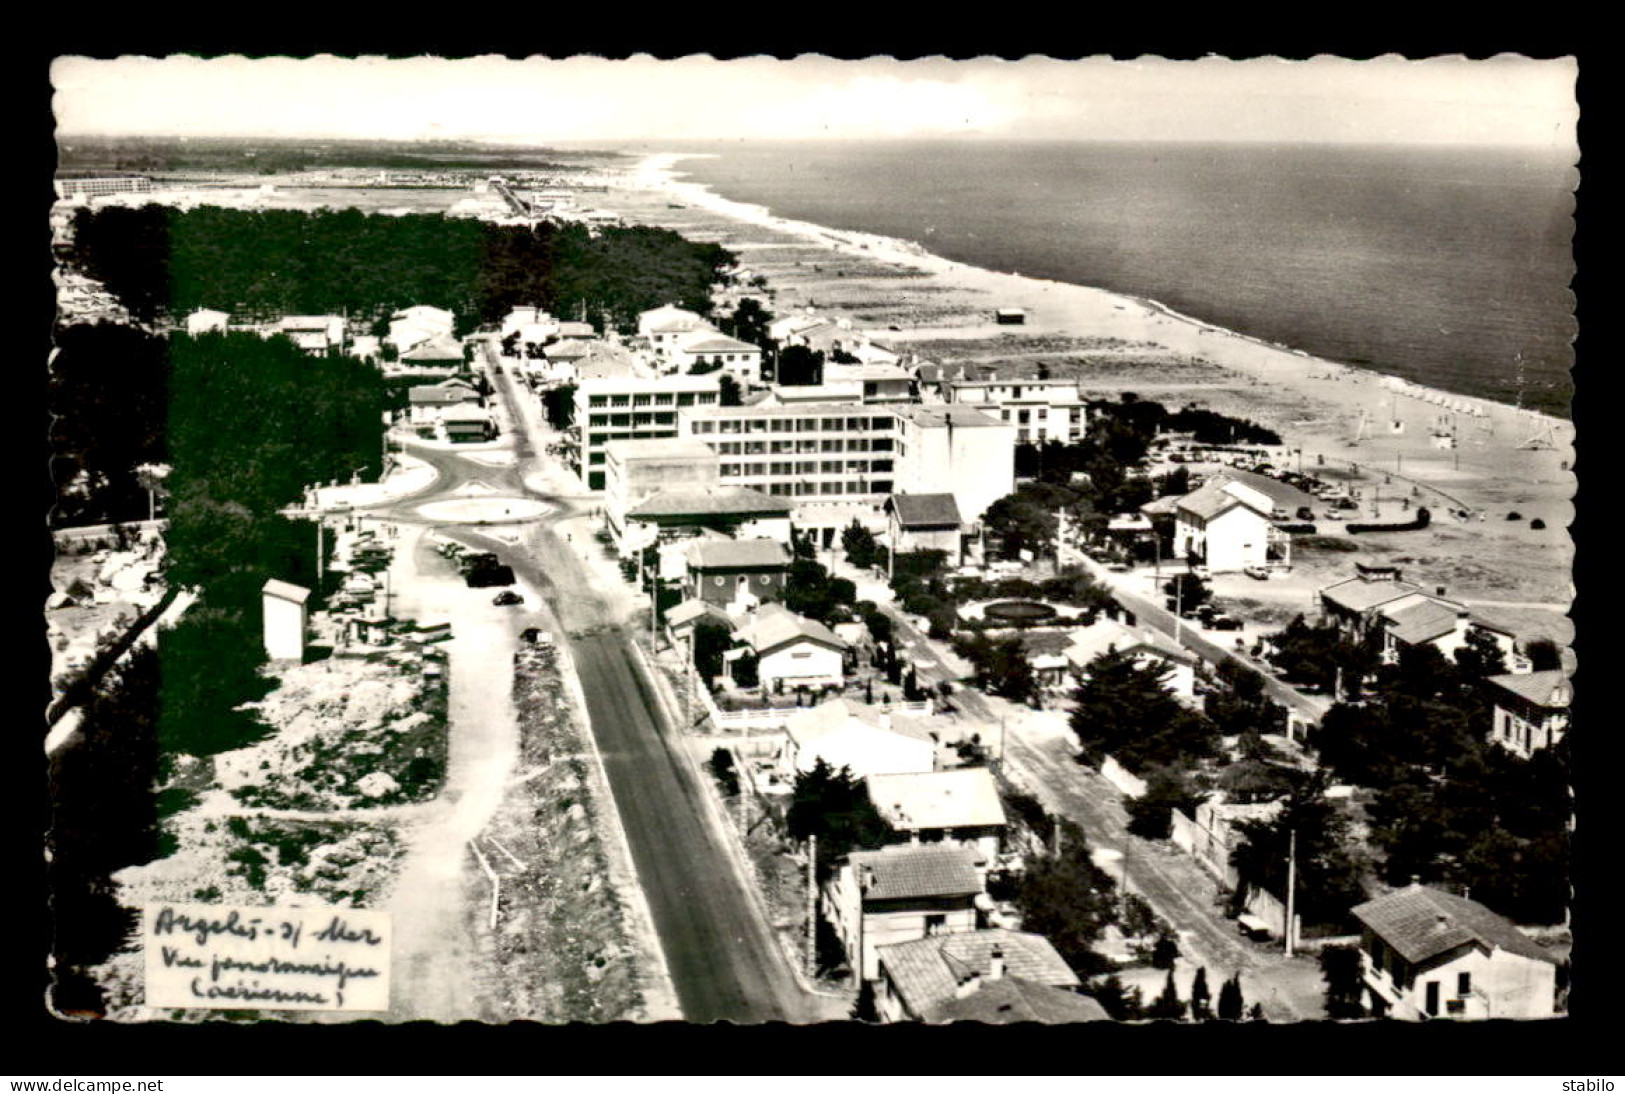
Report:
367,348,820,1023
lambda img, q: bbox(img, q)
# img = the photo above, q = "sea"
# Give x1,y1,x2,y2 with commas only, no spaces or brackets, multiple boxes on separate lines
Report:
624,140,1576,419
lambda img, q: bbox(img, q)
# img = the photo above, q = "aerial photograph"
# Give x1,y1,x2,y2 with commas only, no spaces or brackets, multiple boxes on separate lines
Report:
45,54,1578,1029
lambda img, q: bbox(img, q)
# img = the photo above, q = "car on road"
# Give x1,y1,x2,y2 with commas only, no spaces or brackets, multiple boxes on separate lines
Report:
1107,561,1131,573
1237,914,1274,942
1209,615,1243,632
492,590,523,606
1244,565,1270,581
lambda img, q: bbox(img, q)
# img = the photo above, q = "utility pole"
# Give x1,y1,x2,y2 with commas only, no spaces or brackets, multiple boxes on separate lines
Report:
806,834,819,979
1284,827,1298,958
316,518,325,585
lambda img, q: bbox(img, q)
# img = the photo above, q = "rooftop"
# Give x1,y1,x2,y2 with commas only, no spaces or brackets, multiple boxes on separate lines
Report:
605,437,718,464
846,845,984,903
1204,468,1320,514
877,929,1081,1018
866,768,1006,831
685,537,792,571
262,578,311,603
1175,479,1274,522
1380,596,1469,646
1485,670,1571,709
891,404,1011,431
887,493,963,529
400,334,465,362
1319,574,1427,614
629,486,790,519
1351,884,1556,966
736,603,848,656
924,977,1110,1024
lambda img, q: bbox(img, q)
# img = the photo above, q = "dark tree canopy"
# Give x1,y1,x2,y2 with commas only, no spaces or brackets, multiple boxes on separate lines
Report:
785,760,893,880
68,205,733,333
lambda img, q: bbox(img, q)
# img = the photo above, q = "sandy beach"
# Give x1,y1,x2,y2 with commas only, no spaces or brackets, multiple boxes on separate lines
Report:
596,153,1574,648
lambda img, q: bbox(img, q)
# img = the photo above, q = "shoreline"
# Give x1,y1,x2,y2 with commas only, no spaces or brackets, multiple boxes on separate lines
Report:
602,151,1575,629
629,151,1571,434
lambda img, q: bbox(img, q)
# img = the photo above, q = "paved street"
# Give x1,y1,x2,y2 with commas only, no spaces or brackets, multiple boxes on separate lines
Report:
355,350,821,1023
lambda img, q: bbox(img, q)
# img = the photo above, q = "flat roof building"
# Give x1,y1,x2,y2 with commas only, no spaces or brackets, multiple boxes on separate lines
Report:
573,375,722,490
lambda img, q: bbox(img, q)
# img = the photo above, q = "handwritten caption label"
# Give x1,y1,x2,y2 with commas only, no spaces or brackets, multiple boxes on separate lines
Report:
142,903,390,1012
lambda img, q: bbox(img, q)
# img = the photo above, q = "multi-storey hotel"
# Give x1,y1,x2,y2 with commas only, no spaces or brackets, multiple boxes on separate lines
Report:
570,374,722,489
935,377,1091,446
676,402,1015,547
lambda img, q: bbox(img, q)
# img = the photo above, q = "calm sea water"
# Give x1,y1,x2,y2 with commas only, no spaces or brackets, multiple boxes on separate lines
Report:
650,140,1575,418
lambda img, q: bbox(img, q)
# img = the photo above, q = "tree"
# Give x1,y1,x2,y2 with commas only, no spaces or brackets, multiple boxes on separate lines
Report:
1454,626,1510,679
841,520,880,570
1011,820,1115,978
784,760,892,880
1151,932,1180,970
1146,969,1186,1020
1070,649,1218,773
1217,973,1246,1021
1190,966,1212,1020
1127,765,1204,840
692,620,734,683
776,344,824,386
1319,944,1366,1019
1092,975,1144,1020
985,637,1040,706
1162,572,1211,615
1229,774,1367,927
718,374,743,407
721,297,773,349
1524,637,1563,672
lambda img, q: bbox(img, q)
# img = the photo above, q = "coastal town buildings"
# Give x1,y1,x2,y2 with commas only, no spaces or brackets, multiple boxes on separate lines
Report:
1143,475,1295,574
1317,568,1524,667
733,602,849,692
932,375,1091,446
620,488,794,558
1484,670,1571,759
271,315,347,355
683,538,792,607
571,374,723,490
676,401,1014,550
823,844,985,981
884,494,965,561
1351,884,1560,1020
865,768,1007,864
873,929,1102,1024
779,698,936,780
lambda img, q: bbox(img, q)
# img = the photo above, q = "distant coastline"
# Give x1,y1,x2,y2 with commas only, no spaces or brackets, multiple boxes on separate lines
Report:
628,151,1567,434
637,142,1573,422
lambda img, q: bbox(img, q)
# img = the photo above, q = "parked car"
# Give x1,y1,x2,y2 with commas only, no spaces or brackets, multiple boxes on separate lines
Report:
1237,914,1274,942
492,590,523,606
1244,565,1270,581
1210,615,1244,632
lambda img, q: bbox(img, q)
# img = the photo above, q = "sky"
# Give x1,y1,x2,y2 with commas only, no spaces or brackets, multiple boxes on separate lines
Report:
52,54,1578,148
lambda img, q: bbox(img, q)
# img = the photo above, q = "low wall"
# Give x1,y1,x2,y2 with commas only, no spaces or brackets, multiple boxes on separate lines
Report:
1244,885,1302,944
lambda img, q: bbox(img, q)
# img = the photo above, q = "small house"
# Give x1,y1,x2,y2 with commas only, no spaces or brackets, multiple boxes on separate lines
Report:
865,768,1007,863
1484,670,1571,759
734,603,849,692
874,929,1104,1024
684,538,792,607
823,844,984,981
781,698,936,779
1352,884,1559,1020
885,493,964,561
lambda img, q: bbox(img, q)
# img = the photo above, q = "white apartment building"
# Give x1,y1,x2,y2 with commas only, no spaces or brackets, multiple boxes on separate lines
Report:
676,401,1014,546
571,374,722,490
938,378,1090,446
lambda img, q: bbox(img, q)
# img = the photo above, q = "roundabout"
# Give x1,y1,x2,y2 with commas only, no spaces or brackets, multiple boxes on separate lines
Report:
412,496,554,524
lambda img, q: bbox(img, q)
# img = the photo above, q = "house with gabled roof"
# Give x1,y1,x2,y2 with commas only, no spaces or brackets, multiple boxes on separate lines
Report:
399,333,466,371
684,537,792,607
874,929,1103,1024
1318,568,1521,667
1152,476,1294,573
1485,670,1571,759
1351,884,1559,1019
671,330,763,386
734,602,849,691
885,493,964,560
823,844,985,981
